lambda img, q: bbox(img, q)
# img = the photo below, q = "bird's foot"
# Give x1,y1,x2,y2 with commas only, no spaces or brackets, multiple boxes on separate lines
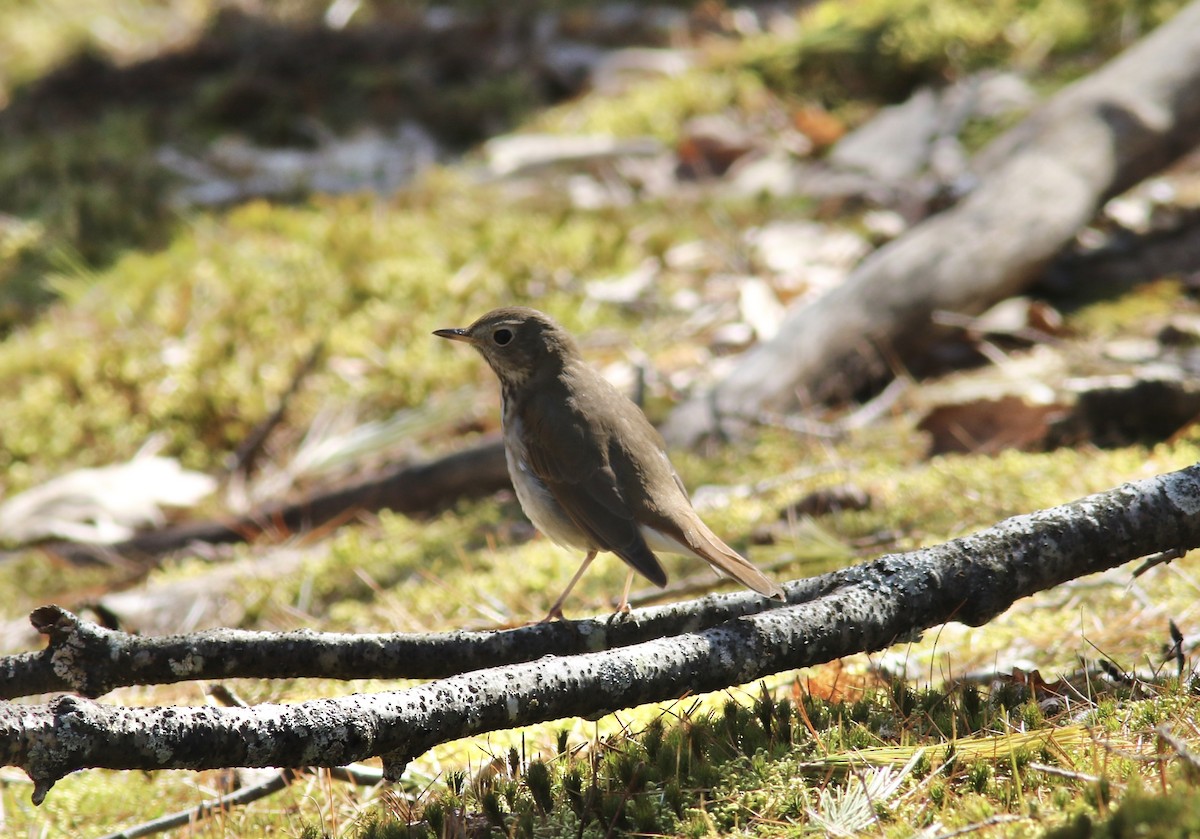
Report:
606,602,635,626
541,606,566,623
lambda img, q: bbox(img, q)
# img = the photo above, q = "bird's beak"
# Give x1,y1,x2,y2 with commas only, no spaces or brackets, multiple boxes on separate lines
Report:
433,327,473,344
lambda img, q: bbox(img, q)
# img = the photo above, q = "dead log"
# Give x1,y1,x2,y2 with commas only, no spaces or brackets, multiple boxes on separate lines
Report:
663,1,1200,445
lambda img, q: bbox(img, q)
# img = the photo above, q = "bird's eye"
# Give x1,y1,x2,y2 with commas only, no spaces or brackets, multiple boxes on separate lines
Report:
493,328,513,346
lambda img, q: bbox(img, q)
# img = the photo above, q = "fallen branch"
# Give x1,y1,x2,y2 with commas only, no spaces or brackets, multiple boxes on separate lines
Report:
0,577,844,700
96,768,303,839
95,763,384,839
3,463,1198,803
225,340,325,481
47,437,509,564
95,684,384,839
664,1,1200,445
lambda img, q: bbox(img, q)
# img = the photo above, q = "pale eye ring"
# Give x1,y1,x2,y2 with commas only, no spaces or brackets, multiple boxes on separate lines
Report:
493,328,513,346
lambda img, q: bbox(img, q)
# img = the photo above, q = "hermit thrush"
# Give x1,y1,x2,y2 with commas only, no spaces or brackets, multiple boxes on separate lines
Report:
435,307,785,619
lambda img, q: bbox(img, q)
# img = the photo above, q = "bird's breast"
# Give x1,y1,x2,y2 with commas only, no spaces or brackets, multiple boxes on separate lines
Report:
502,411,594,552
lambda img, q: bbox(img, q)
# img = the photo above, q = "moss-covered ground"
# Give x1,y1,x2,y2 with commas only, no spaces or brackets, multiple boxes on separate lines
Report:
2,1,1199,837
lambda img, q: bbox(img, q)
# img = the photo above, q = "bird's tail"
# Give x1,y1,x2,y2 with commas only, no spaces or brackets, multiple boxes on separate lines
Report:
686,518,786,600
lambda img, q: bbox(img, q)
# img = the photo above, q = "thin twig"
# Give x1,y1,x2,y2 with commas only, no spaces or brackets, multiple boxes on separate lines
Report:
96,768,302,839
1133,547,1185,577
226,340,325,480
1026,763,1102,784
1157,724,1200,773
931,814,1024,839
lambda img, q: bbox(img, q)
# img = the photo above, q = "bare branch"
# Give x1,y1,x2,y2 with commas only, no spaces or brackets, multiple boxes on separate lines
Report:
0,578,844,700
95,768,302,839
225,340,325,481
46,437,509,565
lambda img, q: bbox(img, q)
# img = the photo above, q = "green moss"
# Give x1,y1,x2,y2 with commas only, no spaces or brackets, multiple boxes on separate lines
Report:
0,1,210,95
0,184,672,490
1067,279,1188,339
1046,787,1200,839
0,109,176,330
0,549,114,618
371,682,1197,838
741,0,1187,106
533,65,771,143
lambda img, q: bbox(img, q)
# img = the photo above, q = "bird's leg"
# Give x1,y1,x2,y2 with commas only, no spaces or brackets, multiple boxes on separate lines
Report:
604,569,638,627
543,550,597,621
614,569,635,613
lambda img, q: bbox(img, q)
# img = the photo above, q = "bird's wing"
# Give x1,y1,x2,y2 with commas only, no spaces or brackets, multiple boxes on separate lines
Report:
519,395,667,587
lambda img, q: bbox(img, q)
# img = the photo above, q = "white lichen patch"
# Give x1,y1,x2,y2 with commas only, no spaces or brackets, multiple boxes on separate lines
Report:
1164,471,1200,516
167,653,204,675
575,622,608,652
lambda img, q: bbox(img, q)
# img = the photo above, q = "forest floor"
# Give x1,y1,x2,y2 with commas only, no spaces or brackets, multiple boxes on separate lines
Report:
2,1,1200,837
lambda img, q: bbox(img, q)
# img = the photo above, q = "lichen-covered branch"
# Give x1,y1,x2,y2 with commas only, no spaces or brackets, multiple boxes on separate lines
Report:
3,464,1199,803
0,580,843,700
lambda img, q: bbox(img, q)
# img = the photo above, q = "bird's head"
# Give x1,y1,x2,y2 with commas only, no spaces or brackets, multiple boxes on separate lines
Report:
434,307,579,388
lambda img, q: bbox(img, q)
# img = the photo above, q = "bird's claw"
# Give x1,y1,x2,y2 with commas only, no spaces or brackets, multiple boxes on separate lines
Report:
606,603,635,626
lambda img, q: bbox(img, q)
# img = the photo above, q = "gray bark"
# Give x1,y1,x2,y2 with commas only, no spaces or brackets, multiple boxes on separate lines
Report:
663,1,1200,445
0,589,824,700
4,463,1199,804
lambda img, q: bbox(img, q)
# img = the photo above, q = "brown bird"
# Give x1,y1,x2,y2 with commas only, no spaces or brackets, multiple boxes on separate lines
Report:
435,307,785,619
